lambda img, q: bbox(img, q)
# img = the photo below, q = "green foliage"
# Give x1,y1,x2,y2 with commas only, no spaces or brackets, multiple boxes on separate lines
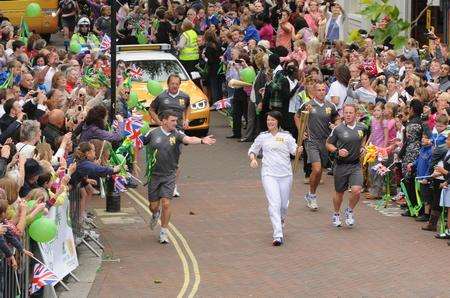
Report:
348,29,364,46
358,0,410,50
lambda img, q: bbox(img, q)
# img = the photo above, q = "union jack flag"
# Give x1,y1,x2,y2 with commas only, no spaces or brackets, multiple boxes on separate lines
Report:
124,117,144,149
113,174,127,192
100,34,111,52
129,64,144,80
30,264,58,294
211,97,231,110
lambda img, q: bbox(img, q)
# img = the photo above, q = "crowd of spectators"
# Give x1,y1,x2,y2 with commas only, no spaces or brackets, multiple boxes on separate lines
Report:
0,1,127,295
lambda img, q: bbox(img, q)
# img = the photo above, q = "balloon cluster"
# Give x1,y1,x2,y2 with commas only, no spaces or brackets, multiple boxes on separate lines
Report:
127,80,163,110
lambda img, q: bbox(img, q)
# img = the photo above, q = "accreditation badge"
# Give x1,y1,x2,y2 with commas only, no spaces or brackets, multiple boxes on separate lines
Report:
275,137,284,143
169,136,176,145
357,130,364,139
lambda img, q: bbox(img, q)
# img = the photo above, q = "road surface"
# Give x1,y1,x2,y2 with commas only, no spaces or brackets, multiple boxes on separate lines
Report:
88,112,450,297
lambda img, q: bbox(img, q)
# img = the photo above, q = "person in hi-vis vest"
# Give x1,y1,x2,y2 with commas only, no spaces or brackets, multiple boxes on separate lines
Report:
175,19,200,75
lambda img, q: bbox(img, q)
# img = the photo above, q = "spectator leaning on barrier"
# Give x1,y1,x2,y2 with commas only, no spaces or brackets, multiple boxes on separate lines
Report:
0,1,130,288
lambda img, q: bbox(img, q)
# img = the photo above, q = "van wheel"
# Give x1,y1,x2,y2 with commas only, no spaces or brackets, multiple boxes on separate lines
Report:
42,34,51,43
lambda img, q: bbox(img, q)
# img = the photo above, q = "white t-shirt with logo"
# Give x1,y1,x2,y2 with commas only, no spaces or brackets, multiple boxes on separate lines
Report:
326,81,347,109
248,131,297,177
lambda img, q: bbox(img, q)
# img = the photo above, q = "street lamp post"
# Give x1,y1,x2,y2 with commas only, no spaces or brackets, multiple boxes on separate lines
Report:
106,0,121,213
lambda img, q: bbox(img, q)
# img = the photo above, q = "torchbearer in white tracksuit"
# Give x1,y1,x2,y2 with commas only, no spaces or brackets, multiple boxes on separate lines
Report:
248,111,303,246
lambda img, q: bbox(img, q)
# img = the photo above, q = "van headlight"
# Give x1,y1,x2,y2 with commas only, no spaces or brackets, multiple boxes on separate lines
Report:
191,99,208,110
42,9,58,17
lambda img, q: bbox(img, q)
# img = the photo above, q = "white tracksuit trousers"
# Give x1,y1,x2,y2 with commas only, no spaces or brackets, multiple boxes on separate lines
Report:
262,175,293,239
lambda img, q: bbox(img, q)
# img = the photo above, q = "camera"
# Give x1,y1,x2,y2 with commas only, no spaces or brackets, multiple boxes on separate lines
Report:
425,30,437,40
285,64,297,76
348,43,359,52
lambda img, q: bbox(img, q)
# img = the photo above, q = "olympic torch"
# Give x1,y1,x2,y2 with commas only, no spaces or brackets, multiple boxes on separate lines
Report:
293,111,309,173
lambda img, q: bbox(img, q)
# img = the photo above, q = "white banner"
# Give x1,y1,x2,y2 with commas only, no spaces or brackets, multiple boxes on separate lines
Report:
39,197,79,281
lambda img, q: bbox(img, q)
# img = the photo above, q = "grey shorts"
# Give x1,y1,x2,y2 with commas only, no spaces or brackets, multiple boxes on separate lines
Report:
333,163,363,193
148,173,176,201
305,140,328,167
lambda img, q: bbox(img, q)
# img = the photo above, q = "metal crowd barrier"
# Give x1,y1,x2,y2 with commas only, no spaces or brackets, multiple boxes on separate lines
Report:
68,184,104,257
1,232,30,298
0,183,103,298
69,184,83,239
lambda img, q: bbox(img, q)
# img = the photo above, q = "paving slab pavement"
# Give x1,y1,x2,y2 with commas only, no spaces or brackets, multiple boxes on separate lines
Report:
87,112,450,297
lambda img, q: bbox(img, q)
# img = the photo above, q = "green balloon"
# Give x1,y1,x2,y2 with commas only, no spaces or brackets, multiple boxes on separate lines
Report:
26,200,43,219
69,42,82,54
25,3,42,17
146,80,163,96
29,218,57,243
141,121,151,135
128,91,139,108
240,67,256,84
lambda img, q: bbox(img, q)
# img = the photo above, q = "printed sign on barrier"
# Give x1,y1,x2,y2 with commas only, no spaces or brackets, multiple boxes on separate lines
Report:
39,197,79,282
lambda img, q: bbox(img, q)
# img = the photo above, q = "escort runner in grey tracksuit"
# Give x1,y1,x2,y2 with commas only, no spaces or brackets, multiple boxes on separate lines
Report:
326,111,368,228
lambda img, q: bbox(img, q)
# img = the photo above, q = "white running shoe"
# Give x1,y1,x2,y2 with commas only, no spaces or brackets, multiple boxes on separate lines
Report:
272,237,283,246
173,185,180,197
344,208,355,227
309,197,319,210
159,229,169,244
304,193,312,208
305,193,318,210
332,213,342,227
150,210,160,230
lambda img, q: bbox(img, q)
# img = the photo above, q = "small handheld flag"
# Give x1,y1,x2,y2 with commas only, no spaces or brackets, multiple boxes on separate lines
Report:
30,263,58,294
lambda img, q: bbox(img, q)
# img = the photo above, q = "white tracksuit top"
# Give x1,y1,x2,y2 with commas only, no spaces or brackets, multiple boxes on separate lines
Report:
248,130,298,177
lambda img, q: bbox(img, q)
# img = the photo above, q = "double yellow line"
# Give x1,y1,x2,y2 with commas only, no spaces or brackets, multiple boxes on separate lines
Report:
126,189,201,297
